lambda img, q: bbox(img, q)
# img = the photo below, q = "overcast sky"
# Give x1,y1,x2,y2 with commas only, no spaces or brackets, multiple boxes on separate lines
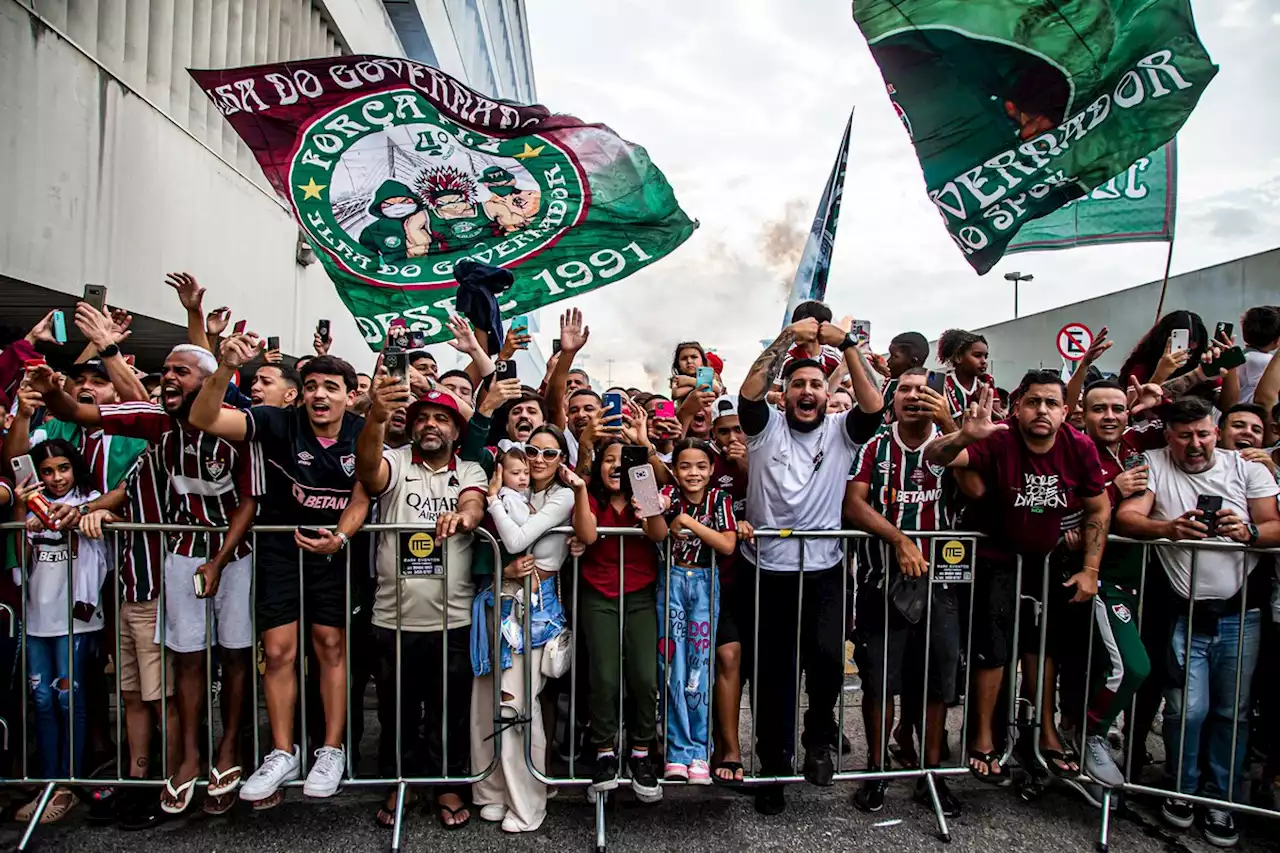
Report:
524,0,1280,391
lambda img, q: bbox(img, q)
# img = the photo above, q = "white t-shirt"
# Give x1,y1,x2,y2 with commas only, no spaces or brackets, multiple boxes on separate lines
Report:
1238,348,1272,405
743,406,867,572
1144,446,1279,600
17,489,108,637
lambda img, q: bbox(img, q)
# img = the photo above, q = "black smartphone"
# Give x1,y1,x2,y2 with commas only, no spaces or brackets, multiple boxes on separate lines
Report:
267,335,280,351
1215,322,1233,343
495,360,518,383
1208,346,1247,374
316,319,331,343
551,339,562,355
926,371,947,394
1196,495,1223,534
83,283,107,313
383,348,406,382
297,525,324,539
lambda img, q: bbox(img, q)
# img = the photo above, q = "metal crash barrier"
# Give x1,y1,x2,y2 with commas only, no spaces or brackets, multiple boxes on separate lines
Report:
4,522,1280,853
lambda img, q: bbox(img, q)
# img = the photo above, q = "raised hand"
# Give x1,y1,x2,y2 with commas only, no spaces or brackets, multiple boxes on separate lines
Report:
74,303,125,351
960,385,1008,442
24,311,62,346
369,374,411,424
560,307,590,354
1081,326,1112,366
165,272,205,311
1126,377,1165,417
219,333,264,369
789,316,819,345
206,307,231,337
446,315,481,355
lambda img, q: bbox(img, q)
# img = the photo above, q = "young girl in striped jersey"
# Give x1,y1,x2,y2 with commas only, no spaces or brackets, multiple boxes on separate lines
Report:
937,329,995,421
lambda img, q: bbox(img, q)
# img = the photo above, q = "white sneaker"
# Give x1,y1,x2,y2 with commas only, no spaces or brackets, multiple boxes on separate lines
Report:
240,747,301,802
303,746,346,798
479,804,508,822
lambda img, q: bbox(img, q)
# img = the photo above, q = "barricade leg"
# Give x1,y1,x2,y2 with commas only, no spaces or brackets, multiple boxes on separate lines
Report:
16,782,56,851
921,771,952,844
390,779,409,853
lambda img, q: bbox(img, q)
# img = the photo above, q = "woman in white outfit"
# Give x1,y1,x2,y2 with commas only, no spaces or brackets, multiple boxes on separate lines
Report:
471,427,573,833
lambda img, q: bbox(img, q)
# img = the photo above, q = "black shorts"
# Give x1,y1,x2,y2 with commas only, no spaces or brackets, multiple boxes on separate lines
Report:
255,544,356,632
972,552,1085,669
854,583,961,704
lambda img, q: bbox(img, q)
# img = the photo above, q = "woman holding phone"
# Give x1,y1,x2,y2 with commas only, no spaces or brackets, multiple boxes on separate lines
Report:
565,432,668,803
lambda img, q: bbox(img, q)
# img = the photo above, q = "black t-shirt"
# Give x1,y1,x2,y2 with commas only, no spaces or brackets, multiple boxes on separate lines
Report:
245,405,364,542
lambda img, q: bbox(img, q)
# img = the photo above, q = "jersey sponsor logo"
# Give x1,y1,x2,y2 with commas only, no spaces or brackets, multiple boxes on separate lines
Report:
877,460,892,474
718,475,734,488
880,486,942,505
205,458,226,479
403,492,459,521
297,451,314,466
1112,603,1133,623
290,483,351,511
36,548,69,563
1013,474,1068,510
184,443,198,456
341,454,356,477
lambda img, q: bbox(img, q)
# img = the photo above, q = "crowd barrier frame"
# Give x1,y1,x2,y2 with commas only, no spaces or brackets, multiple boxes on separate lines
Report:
3,522,1279,853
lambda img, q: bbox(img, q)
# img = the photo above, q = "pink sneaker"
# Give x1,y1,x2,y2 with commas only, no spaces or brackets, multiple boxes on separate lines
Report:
664,762,688,781
688,760,712,785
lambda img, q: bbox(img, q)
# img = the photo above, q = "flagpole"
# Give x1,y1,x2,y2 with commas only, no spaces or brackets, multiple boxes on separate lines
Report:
1153,238,1175,320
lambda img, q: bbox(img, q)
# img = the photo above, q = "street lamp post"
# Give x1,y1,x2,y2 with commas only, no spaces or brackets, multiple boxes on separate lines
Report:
1003,271,1034,318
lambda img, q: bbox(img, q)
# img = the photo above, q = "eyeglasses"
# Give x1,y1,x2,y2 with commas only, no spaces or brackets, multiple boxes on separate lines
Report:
526,447,563,460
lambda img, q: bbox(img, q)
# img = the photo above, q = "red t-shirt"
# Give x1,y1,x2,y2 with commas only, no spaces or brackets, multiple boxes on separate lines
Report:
966,423,1106,562
580,493,660,598
1096,419,1166,511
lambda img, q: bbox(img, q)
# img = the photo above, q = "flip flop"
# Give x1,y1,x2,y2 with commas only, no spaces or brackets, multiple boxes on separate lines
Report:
203,792,237,816
437,801,471,831
967,749,1010,785
208,765,243,797
1041,748,1081,779
712,761,746,789
889,742,920,770
160,776,197,815
251,790,285,811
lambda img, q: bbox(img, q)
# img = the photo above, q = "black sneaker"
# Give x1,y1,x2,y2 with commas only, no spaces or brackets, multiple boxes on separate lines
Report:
116,788,165,831
915,776,961,818
754,784,786,816
1200,807,1239,848
853,779,888,812
591,753,620,792
1162,797,1194,829
85,787,118,824
804,747,835,787
628,754,662,804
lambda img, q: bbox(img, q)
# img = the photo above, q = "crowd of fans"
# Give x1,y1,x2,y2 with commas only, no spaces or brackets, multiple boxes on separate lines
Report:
3,266,1280,850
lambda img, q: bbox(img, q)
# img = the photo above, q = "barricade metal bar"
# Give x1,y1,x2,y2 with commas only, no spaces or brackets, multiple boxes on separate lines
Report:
1030,554,1052,778
837,537,849,774
113,536,123,785
344,544,353,779
1227,558,1246,805
1174,549,1197,802
793,536,805,777
250,529,261,774
298,540,309,779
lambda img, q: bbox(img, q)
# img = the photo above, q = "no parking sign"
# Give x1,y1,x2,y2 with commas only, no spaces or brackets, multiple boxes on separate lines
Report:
1056,323,1093,362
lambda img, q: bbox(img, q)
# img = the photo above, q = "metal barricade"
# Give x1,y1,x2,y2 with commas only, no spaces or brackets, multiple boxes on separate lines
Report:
0,520,505,853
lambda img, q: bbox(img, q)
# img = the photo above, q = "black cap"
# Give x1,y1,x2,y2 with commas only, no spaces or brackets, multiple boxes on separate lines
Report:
67,359,110,380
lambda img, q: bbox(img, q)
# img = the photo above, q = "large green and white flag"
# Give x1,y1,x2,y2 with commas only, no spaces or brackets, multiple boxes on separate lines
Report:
1007,142,1176,254
191,57,696,349
854,1,1215,274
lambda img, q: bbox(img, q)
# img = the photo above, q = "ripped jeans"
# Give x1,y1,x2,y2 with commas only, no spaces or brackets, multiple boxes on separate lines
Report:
27,632,98,779
657,564,718,766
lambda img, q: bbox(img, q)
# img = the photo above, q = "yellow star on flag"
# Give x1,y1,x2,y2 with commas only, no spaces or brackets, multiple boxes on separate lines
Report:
512,143,544,160
297,177,327,200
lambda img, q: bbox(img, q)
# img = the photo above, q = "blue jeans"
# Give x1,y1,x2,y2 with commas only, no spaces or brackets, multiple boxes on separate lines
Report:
26,633,98,779
657,564,718,766
1163,609,1260,801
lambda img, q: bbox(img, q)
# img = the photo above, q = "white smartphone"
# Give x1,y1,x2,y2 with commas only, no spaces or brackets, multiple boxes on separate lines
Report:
628,464,663,518
11,454,36,488
1170,328,1190,352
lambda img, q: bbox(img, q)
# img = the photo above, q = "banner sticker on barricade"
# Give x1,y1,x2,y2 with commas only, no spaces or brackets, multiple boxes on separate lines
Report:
930,537,975,583
400,530,443,576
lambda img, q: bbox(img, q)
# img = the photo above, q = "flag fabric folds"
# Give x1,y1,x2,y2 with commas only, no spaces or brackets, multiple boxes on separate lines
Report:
191,56,696,349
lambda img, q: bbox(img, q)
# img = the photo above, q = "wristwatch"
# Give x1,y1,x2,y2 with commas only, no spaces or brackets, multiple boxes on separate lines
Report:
99,343,120,359
335,531,350,550
838,333,858,352
1246,522,1259,546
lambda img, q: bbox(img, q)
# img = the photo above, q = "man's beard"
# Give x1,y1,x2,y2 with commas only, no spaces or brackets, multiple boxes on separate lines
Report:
784,405,825,433
414,428,450,455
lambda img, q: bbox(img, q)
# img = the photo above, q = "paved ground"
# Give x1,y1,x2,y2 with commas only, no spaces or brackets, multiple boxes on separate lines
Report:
4,670,1280,853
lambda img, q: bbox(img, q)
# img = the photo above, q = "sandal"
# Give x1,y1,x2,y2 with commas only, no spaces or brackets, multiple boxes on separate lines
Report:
40,788,79,824
203,792,237,816
160,776,197,815
436,799,471,831
967,749,1009,784
251,789,285,811
712,761,745,788
208,765,243,797
1042,748,1080,778
889,742,920,770
375,788,417,829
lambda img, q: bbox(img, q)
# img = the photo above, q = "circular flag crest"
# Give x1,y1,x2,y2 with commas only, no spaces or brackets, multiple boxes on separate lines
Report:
288,90,586,289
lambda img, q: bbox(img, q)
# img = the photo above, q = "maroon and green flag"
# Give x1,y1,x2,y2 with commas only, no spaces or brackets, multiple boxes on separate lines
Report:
191,57,696,349
854,0,1215,274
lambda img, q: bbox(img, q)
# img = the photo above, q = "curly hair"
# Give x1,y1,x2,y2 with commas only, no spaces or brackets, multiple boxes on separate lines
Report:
937,329,987,367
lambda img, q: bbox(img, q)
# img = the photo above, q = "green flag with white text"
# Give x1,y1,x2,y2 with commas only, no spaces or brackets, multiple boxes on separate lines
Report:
1007,142,1176,253
191,57,696,349
854,0,1215,274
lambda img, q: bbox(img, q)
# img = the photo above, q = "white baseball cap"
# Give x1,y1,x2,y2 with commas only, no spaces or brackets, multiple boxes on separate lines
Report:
712,395,739,422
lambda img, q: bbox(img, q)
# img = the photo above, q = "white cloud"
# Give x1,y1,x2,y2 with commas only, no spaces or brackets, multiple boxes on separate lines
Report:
526,1,1280,390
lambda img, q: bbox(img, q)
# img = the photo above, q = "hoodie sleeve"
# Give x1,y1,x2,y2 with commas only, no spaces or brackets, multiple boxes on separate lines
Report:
0,337,38,410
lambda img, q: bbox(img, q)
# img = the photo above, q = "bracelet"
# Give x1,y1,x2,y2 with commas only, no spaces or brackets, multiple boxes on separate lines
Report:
335,531,349,549
1083,566,1100,574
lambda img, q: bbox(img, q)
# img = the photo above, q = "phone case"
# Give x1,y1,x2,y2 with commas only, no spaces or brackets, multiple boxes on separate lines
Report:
655,401,675,419
11,456,36,486
629,465,663,518
695,367,715,389
193,573,207,598
603,393,624,419
51,311,67,343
